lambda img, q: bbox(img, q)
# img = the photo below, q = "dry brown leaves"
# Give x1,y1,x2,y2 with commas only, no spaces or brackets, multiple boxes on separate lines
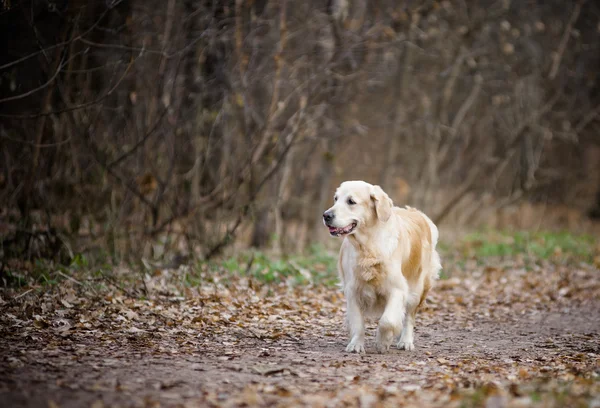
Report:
0,257,599,407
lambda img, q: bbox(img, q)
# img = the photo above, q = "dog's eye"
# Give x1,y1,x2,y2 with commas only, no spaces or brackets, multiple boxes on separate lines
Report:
347,198,356,205
334,196,338,202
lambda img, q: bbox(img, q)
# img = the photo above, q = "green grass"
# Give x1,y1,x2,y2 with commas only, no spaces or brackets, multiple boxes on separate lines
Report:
5,229,595,294
0,252,123,294
194,244,339,286
459,230,597,264
0,269,28,287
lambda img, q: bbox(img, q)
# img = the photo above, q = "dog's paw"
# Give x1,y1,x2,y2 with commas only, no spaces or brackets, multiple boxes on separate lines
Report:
376,334,393,353
375,342,390,354
346,338,366,354
397,340,415,351
376,320,397,353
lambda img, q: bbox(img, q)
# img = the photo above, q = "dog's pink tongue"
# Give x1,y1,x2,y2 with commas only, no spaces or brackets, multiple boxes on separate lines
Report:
328,226,338,233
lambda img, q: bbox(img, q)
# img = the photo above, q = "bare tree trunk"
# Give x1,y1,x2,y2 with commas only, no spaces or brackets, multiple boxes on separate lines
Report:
251,205,271,248
590,184,600,219
314,138,335,234
20,43,64,217
272,145,295,255
272,97,306,254
379,12,420,190
587,146,600,219
250,0,289,249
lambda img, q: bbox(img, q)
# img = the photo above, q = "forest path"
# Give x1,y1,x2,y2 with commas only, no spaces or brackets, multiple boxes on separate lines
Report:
1,261,599,407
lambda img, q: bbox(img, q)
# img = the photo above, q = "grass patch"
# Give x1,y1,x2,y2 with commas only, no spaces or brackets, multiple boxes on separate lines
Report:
459,230,597,264
0,269,28,288
5,228,595,294
1,252,127,296
194,244,339,286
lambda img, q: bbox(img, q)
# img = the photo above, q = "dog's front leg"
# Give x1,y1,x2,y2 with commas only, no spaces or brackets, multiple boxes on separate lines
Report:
345,293,366,353
376,289,405,353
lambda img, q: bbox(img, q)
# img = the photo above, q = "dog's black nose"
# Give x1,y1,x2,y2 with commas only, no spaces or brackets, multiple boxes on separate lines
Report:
323,211,334,223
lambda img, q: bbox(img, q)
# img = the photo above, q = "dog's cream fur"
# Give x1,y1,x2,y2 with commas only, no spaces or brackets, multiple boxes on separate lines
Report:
323,181,441,353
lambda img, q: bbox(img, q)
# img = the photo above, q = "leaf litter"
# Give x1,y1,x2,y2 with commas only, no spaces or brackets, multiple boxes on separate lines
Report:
0,254,599,407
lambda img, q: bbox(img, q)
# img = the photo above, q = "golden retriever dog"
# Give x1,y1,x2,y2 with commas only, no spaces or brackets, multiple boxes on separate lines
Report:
323,181,441,353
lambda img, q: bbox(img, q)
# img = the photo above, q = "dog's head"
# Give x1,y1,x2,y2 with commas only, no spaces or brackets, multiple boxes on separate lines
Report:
323,180,393,237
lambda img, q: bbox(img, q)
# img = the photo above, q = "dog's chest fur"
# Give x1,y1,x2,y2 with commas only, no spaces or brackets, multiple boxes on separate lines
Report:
353,249,389,314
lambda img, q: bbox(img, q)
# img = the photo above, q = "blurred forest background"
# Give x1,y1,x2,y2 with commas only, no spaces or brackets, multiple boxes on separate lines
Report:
1,0,600,264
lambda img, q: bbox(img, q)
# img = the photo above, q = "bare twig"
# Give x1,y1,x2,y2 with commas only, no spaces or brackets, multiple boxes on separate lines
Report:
433,91,561,225
14,289,34,300
108,105,169,168
56,271,83,286
432,166,481,225
0,7,111,71
205,117,301,260
440,47,467,125
0,131,71,147
548,0,586,80
449,75,483,136
0,53,72,104
0,55,135,119
437,74,483,165
574,103,600,134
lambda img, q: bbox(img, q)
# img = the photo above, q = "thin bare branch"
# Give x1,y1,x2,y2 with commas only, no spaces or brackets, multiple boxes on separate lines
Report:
0,54,71,104
548,0,586,80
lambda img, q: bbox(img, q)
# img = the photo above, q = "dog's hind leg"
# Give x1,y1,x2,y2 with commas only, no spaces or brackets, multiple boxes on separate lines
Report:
399,244,440,351
397,303,418,351
398,278,431,351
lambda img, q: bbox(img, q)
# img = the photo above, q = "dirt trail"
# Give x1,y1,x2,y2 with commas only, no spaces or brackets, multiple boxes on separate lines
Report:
1,262,599,407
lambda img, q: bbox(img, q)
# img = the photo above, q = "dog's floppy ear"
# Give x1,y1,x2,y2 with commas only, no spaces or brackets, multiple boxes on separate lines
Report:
370,185,393,222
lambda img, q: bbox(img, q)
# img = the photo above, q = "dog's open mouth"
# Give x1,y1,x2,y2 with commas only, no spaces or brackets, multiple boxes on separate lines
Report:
328,222,357,236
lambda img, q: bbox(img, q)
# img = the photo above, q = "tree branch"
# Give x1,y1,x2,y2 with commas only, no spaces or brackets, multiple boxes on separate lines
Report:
548,0,586,80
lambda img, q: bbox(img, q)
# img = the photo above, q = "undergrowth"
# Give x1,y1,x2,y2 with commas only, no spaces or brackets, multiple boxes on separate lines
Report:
196,244,339,286
458,230,598,264
2,230,597,293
